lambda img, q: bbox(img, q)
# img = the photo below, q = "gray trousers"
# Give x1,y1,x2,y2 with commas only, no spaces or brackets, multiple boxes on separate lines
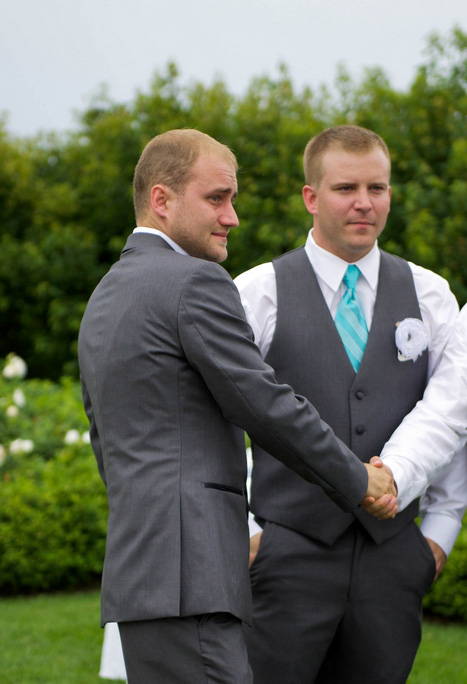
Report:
118,612,253,684
244,520,436,684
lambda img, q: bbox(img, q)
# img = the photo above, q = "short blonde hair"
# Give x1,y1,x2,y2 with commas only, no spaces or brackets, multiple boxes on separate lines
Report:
133,129,238,222
303,125,390,187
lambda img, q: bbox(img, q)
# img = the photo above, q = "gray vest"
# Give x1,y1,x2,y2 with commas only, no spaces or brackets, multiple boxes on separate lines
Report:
250,248,428,545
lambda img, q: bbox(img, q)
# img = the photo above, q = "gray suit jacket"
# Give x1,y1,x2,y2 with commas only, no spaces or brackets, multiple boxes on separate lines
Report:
78,233,367,626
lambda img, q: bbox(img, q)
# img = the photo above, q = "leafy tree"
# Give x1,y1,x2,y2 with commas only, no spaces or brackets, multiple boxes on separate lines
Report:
0,28,465,379
350,27,467,301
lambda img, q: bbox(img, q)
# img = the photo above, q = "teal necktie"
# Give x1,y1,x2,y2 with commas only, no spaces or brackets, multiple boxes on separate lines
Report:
335,265,368,372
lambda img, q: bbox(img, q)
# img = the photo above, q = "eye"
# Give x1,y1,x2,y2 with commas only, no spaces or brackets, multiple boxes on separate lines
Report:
370,185,386,193
209,195,221,203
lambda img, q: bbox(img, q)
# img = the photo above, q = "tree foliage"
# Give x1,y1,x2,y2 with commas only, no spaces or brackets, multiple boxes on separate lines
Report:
0,28,465,379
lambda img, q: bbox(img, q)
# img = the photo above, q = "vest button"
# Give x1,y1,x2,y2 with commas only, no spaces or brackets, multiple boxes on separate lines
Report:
356,390,365,400
356,425,365,435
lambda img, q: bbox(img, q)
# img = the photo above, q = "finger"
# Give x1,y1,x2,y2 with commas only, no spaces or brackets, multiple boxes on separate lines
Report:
362,496,376,505
376,502,398,520
369,455,383,467
362,496,398,519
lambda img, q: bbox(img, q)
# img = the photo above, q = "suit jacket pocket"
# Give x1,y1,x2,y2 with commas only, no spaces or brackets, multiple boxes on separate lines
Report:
204,482,244,496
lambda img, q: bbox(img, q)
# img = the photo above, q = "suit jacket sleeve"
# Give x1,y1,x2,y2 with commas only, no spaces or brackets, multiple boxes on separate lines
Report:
81,375,106,486
177,261,368,512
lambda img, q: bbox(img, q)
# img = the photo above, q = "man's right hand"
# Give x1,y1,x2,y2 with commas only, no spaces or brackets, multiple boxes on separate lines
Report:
364,460,397,498
249,531,263,568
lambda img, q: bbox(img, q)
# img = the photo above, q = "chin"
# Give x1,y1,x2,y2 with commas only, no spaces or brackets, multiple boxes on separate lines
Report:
213,248,228,263
350,245,374,259
202,249,227,263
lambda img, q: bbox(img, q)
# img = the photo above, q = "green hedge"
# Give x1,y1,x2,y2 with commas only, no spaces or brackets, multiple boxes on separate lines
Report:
0,355,107,594
0,447,107,593
0,354,466,620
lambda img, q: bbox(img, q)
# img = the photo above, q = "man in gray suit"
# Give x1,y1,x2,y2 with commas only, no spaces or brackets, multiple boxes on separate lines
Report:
78,129,395,684
236,125,459,684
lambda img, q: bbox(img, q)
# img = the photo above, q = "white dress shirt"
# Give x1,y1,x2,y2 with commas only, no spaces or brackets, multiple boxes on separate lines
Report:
234,230,460,548
381,305,467,554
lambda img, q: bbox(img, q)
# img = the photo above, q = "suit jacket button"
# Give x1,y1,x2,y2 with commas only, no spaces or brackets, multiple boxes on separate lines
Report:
356,425,365,435
356,390,365,400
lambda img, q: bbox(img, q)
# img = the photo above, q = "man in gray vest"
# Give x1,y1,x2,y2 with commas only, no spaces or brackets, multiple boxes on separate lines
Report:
235,125,459,684
78,129,395,684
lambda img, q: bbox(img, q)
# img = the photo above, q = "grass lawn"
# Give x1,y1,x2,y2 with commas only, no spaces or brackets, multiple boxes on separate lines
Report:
408,617,467,683
1,588,114,684
1,589,466,683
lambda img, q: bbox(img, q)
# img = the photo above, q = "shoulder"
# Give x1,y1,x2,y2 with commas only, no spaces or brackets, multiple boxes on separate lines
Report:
176,260,255,343
273,246,307,265
234,261,275,292
180,259,244,311
458,304,467,325
379,251,457,314
408,260,453,292
188,258,237,288
407,261,458,317
453,304,467,341
151,252,233,287
234,262,277,318
405,261,459,358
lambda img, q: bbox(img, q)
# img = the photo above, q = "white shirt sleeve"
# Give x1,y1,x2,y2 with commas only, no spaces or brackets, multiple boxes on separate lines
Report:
236,268,276,537
381,305,467,512
234,262,278,357
409,261,461,377
419,439,467,556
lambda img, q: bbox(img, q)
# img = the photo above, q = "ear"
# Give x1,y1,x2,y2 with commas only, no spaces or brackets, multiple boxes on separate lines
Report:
150,184,172,219
302,184,319,216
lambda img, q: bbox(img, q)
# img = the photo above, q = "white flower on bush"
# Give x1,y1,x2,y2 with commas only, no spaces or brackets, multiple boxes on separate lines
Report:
3,354,28,380
82,431,91,444
10,438,34,454
0,444,6,466
13,388,26,407
64,429,81,445
6,405,19,418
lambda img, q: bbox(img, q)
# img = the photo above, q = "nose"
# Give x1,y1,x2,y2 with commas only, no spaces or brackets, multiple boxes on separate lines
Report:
219,203,239,228
354,189,372,211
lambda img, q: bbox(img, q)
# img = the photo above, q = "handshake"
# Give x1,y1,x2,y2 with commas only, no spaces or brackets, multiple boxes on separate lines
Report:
362,457,398,520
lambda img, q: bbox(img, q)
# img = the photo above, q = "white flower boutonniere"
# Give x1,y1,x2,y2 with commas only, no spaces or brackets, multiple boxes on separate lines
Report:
395,318,429,362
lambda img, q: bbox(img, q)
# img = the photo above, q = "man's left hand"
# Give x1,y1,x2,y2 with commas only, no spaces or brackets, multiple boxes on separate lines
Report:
425,537,447,580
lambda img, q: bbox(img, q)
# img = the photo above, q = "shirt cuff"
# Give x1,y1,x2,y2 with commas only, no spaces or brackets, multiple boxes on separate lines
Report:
419,512,462,557
248,513,263,538
383,458,425,512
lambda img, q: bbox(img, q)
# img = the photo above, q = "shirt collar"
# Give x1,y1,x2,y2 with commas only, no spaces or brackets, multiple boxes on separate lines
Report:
133,227,189,256
304,229,380,293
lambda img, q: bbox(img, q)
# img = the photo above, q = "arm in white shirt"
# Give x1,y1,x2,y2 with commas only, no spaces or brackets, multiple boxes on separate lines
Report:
236,263,282,540
419,440,467,556
381,305,467,554
409,261,461,377
381,305,467,509
234,262,277,357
